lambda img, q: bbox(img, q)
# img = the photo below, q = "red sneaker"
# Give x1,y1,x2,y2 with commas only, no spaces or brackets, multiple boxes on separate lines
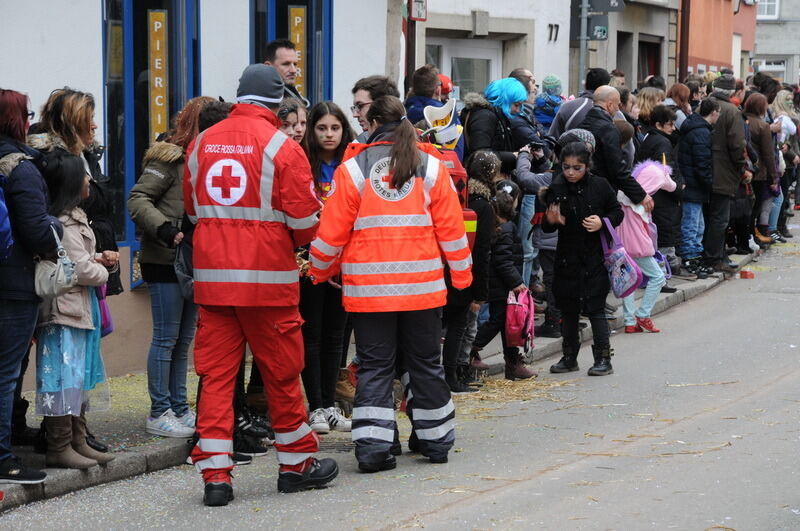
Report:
624,325,643,333
635,317,661,333
794,205,800,211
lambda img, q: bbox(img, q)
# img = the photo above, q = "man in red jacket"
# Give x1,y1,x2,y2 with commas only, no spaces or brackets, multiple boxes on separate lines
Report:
184,64,338,506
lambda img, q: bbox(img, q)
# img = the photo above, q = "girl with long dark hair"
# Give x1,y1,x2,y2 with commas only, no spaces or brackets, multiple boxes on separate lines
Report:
36,152,118,469
299,102,354,433
540,142,623,376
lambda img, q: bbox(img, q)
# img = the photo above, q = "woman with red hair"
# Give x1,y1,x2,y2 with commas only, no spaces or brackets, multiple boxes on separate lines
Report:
0,88,60,483
665,83,692,130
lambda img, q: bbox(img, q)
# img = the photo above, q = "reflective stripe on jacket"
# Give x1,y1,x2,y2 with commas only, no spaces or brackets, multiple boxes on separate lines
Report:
183,104,321,306
309,140,472,312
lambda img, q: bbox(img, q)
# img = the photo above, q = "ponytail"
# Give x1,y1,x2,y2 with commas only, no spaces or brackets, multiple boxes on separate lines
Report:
366,96,421,189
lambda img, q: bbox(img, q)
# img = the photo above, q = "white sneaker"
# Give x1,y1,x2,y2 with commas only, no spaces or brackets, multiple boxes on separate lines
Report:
325,407,352,432
175,409,196,429
146,409,195,438
308,408,330,434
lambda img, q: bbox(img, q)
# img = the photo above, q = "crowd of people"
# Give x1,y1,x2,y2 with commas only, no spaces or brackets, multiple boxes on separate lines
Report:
0,35,797,506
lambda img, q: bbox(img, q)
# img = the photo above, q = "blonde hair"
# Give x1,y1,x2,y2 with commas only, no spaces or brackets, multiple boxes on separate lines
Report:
771,89,799,122
39,87,95,155
637,87,665,125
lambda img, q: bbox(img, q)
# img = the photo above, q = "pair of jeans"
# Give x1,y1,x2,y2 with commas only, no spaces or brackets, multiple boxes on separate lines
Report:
299,280,347,411
622,256,666,325
768,189,783,233
0,299,39,461
459,307,478,365
146,282,197,418
678,201,705,258
703,193,731,265
517,194,538,286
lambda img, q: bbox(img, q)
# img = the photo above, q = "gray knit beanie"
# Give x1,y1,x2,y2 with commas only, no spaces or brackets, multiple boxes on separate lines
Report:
237,64,284,106
558,128,596,151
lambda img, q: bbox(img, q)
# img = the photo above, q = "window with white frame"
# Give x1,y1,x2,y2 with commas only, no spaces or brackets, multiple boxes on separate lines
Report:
757,0,779,20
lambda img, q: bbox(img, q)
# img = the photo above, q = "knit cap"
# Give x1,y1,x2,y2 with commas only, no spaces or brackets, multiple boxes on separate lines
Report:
237,64,284,106
713,73,736,91
542,75,562,97
558,128,596,151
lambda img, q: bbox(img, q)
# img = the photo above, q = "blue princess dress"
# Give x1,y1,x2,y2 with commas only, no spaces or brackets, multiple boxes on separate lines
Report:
35,288,110,416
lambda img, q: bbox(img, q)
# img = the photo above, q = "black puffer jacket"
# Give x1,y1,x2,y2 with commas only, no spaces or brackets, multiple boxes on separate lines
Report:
460,93,517,175
28,132,122,294
487,220,524,301
0,137,62,301
636,126,684,248
541,172,623,314
578,106,647,204
677,113,714,203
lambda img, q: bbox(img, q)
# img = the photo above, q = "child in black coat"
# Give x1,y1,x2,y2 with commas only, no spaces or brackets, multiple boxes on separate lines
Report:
541,141,623,376
469,180,536,381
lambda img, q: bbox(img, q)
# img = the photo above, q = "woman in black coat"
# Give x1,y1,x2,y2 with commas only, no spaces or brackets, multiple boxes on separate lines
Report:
636,105,684,269
460,78,530,175
541,142,623,377
0,88,59,484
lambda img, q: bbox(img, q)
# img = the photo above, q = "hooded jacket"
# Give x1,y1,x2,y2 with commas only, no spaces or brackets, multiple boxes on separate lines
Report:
27,132,122,294
38,208,108,330
636,126,684,248
708,92,747,197
677,112,714,203
488,220,524,301
617,161,677,258
0,137,62,301
459,93,517,174
128,141,186,281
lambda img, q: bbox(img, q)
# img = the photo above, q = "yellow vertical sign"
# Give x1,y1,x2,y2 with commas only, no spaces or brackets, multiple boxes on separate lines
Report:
289,6,307,97
148,10,168,142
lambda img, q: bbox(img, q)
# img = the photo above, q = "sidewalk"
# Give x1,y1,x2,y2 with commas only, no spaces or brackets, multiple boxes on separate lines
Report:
0,248,767,511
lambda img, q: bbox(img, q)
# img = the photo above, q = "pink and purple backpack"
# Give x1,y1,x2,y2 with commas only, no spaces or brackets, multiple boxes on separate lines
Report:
506,289,535,352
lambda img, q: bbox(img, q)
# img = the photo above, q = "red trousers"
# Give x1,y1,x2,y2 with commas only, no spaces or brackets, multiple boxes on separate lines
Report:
190,305,319,479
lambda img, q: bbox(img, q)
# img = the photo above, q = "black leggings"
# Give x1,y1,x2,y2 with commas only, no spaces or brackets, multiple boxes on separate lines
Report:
561,310,610,349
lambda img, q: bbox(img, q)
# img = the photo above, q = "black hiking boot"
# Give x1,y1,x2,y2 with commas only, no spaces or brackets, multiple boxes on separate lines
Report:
587,345,614,376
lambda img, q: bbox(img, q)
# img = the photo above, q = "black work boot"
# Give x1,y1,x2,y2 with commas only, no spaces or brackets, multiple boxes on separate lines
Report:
587,345,614,376
278,457,339,492
390,426,402,456
457,364,483,388
550,343,579,373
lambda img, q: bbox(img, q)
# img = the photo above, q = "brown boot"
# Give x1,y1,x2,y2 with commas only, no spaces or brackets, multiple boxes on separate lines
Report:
44,416,97,469
72,412,115,465
504,352,537,380
335,369,355,403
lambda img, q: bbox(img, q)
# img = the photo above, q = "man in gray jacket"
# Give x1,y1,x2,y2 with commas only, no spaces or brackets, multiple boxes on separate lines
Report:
704,74,750,273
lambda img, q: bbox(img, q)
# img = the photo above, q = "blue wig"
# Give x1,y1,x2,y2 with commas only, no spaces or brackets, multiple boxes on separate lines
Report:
484,78,528,118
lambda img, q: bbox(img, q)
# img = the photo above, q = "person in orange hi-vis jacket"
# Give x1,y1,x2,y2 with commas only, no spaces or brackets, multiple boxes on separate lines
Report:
183,64,338,506
309,95,472,472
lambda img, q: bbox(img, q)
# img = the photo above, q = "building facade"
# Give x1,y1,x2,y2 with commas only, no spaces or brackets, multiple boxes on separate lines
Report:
573,0,679,93
1,0,571,376
753,0,800,83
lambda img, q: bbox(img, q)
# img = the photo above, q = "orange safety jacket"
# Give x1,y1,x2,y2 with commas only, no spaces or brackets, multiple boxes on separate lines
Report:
309,138,472,312
183,104,321,307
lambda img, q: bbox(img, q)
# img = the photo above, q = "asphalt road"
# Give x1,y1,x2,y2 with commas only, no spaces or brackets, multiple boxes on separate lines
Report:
3,244,800,530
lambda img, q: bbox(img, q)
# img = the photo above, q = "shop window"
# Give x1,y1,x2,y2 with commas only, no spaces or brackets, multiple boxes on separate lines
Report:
451,58,491,97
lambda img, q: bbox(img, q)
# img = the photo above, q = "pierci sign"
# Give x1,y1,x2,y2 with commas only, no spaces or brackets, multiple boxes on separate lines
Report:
148,10,168,142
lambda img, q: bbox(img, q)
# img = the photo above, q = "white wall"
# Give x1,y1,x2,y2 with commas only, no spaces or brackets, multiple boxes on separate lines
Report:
0,1,105,144
199,0,251,102
332,0,389,133
426,0,571,92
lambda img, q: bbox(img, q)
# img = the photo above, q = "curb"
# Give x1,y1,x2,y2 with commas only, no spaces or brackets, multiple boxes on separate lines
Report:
0,437,189,511
481,254,754,376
